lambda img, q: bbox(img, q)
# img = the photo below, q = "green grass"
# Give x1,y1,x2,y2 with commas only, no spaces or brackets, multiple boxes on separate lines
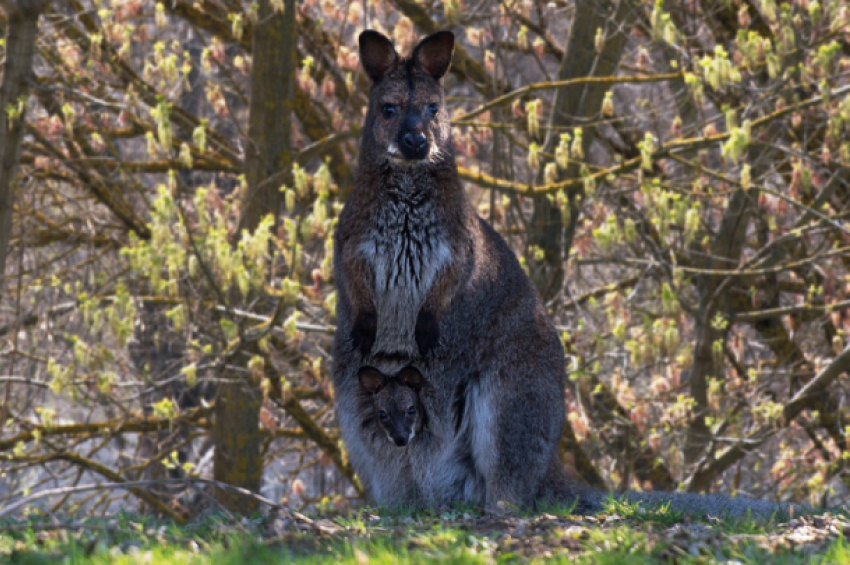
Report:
2,505,848,564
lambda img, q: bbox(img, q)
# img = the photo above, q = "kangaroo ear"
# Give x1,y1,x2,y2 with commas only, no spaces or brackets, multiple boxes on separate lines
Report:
358,366,386,393
397,366,425,390
359,30,399,82
412,30,454,80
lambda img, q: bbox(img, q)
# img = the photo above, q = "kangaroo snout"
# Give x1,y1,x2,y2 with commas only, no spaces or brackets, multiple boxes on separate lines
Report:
393,436,408,447
398,130,428,160
400,131,427,157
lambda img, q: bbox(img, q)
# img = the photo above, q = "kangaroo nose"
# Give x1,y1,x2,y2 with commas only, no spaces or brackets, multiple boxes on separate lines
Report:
401,132,426,152
394,437,408,446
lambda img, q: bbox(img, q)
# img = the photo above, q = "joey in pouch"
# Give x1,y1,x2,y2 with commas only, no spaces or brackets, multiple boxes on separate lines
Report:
358,366,427,447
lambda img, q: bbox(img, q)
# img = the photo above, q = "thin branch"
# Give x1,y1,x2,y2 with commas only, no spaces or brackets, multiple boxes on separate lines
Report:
276,392,364,497
685,341,850,491
454,73,682,123
735,299,850,323
457,83,850,195
0,478,292,520
0,407,212,452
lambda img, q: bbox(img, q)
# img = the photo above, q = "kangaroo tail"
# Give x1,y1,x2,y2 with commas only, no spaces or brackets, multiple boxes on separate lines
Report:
536,461,811,520
603,489,809,521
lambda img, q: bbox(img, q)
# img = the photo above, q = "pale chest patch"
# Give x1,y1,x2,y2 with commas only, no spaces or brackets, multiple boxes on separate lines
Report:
357,183,451,357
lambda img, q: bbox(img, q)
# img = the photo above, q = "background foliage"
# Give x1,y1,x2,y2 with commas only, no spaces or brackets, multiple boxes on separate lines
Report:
1,0,850,519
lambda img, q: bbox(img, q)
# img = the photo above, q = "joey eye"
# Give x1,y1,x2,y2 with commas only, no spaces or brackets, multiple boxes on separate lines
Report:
378,410,388,420
407,406,417,415
426,103,439,118
382,104,398,118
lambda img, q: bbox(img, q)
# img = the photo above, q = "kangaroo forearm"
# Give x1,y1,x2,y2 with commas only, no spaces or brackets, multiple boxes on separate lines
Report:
340,250,378,355
341,249,374,313
421,262,460,315
415,262,464,357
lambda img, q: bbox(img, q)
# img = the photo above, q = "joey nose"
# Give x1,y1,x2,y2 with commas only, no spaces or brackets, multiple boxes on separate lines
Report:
394,437,408,447
400,131,427,158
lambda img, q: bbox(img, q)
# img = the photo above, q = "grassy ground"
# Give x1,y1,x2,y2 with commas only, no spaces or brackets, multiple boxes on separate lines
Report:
2,500,849,564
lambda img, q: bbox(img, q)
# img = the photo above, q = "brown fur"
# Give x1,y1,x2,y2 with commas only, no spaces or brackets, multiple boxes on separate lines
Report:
333,29,570,510
332,30,803,520
335,31,470,361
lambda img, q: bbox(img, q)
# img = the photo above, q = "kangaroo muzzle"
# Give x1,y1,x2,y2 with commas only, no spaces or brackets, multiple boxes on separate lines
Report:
398,113,429,160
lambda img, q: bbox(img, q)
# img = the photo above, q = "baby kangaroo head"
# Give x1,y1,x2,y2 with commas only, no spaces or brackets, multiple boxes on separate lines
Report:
358,30,455,165
358,366,426,447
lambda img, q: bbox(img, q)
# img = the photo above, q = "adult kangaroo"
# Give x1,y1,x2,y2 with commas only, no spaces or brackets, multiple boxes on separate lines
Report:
332,29,800,519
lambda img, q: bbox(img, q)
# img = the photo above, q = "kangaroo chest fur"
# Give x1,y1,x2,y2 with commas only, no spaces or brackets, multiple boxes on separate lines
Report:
356,176,451,357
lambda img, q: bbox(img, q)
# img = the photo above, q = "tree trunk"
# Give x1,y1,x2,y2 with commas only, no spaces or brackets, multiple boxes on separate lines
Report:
682,188,753,471
238,0,295,233
0,0,49,296
538,0,637,488
530,0,635,299
212,0,296,514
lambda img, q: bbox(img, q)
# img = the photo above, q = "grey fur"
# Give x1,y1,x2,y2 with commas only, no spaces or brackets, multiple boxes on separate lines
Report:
359,366,427,447
607,490,803,520
332,30,808,520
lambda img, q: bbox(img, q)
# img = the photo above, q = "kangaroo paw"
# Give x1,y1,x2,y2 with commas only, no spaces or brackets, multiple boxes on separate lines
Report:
415,310,440,358
351,310,377,356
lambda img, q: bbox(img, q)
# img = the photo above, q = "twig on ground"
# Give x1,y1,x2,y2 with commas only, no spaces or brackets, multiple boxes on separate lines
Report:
0,477,285,520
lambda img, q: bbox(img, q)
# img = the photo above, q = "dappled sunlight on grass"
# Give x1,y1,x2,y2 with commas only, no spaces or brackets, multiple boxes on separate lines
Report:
3,507,850,564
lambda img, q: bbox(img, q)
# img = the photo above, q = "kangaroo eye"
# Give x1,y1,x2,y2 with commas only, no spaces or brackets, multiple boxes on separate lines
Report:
426,103,439,118
382,104,398,118
378,410,388,420
407,406,417,415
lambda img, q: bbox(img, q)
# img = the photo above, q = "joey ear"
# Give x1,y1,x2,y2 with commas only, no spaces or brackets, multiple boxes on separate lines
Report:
359,30,399,82
358,366,387,393
412,30,454,80
397,366,425,391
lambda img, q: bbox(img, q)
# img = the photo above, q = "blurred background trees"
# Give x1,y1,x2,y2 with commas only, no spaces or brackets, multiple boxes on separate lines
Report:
2,0,850,518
